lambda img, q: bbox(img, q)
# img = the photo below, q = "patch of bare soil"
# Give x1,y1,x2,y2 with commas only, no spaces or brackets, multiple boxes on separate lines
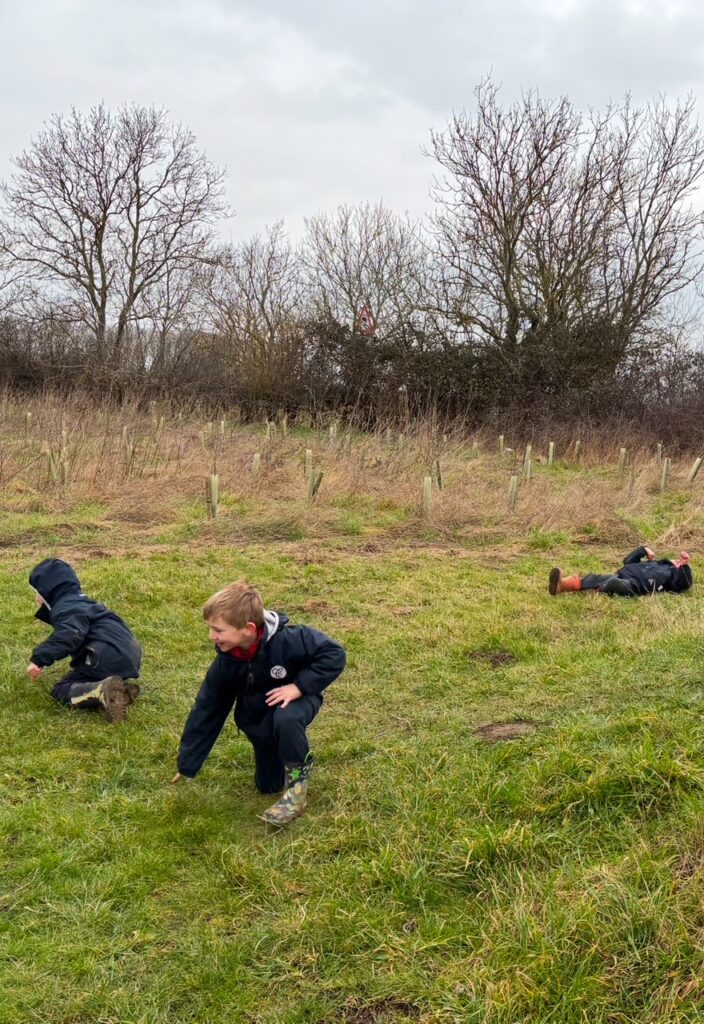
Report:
472,720,537,743
467,648,517,668
338,1000,421,1023
299,598,334,613
359,541,382,554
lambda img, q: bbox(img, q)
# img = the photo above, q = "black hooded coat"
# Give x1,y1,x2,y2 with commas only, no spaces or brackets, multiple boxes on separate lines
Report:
615,547,693,596
29,558,142,678
177,609,345,778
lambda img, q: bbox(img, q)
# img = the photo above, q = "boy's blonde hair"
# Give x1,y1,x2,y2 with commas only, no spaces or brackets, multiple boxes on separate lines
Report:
203,581,265,628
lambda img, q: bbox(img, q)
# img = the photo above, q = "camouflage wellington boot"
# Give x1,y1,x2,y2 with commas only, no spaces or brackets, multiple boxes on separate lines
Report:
70,676,140,723
261,759,313,827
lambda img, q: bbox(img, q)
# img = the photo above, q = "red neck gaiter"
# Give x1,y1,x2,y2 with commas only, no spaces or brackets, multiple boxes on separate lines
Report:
228,625,265,661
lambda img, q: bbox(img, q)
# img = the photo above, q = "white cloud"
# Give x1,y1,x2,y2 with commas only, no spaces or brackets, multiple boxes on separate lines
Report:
1,0,704,239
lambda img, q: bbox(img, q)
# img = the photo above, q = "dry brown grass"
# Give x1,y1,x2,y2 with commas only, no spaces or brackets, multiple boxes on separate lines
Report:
1,392,702,552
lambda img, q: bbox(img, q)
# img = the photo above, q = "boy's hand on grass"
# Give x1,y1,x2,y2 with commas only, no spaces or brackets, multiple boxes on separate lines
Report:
645,547,655,560
26,663,42,681
265,683,302,709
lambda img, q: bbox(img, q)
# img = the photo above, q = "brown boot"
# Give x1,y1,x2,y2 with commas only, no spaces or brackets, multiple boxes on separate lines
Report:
69,676,140,722
549,568,582,595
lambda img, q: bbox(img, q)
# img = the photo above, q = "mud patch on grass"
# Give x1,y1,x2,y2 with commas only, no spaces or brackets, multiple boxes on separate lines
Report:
467,648,517,668
473,720,537,743
299,598,334,613
339,999,421,1023
359,541,382,554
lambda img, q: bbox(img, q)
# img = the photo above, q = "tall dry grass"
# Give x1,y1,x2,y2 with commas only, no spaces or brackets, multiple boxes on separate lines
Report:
0,390,702,551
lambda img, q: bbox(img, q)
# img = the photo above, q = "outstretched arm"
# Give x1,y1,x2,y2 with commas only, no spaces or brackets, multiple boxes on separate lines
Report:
176,663,238,779
30,609,91,668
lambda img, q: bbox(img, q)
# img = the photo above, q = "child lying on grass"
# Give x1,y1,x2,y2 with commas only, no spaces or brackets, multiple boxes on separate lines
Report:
549,546,692,597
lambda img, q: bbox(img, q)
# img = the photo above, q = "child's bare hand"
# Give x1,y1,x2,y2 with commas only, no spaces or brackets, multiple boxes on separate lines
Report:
265,683,302,709
645,547,655,560
26,663,42,681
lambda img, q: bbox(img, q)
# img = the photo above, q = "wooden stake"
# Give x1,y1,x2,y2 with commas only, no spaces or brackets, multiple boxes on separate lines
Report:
423,476,432,518
205,474,220,518
660,457,670,493
308,470,323,500
687,456,702,484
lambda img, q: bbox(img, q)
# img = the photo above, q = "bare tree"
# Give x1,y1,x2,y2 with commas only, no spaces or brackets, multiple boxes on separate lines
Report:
127,259,209,378
301,203,432,406
0,103,227,368
302,202,425,333
202,222,305,401
429,80,704,394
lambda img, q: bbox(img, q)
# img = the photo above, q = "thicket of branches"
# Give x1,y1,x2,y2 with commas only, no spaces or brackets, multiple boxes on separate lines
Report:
2,87,704,440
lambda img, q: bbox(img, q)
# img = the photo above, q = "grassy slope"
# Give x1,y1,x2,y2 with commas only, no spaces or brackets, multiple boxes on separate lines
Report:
1,539,704,1024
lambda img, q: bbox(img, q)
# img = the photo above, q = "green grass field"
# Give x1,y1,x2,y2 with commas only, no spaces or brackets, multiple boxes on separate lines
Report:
2,409,704,1023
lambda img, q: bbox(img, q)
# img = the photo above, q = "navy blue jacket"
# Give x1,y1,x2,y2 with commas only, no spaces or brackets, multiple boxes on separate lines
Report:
29,559,142,677
177,610,346,778
617,547,693,596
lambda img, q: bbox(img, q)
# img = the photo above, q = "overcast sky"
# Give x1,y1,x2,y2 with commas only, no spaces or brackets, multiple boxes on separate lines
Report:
1,0,703,240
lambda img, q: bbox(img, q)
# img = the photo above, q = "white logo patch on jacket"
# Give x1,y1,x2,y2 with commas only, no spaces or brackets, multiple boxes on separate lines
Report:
270,665,287,679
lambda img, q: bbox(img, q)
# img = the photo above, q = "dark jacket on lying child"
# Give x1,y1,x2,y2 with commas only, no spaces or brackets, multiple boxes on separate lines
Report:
615,547,693,595
28,558,142,720
549,546,693,597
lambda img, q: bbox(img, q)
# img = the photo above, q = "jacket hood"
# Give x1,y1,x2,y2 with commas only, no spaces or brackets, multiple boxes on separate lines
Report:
264,609,288,639
29,558,82,603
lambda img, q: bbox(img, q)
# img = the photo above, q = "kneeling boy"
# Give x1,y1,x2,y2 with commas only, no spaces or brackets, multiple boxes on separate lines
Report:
172,581,346,826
